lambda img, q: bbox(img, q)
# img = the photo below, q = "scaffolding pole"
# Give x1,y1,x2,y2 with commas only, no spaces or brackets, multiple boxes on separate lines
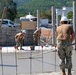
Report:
51,6,56,45
14,47,18,75
42,46,43,73
54,46,56,72
0,47,4,75
30,46,32,74
73,0,76,50
37,9,40,29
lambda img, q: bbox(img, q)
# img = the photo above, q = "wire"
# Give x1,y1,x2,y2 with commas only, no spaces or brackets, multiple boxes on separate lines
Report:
33,58,59,67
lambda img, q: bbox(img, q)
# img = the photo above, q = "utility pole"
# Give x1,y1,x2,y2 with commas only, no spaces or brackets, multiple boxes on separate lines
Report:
73,0,76,50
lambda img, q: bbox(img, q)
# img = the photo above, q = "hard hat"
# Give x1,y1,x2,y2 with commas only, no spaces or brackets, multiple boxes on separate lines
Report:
60,16,68,21
21,30,26,34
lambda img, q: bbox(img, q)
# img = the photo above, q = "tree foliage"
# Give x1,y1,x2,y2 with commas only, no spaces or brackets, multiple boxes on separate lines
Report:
17,0,73,15
40,9,51,20
0,0,7,17
67,11,73,19
16,0,73,19
0,0,73,20
6,0,17,21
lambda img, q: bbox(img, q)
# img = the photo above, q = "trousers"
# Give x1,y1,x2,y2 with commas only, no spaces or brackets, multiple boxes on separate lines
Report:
57,40,72,70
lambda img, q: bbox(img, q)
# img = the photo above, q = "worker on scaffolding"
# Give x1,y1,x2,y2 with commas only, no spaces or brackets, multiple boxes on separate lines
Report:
56,16,75,75
33,28,41,45
15,30,26,50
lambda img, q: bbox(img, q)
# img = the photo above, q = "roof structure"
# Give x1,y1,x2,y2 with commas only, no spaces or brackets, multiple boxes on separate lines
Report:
25,14,36,19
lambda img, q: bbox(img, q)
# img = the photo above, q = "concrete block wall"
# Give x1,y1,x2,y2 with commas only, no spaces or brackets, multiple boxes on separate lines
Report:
0,27,35,46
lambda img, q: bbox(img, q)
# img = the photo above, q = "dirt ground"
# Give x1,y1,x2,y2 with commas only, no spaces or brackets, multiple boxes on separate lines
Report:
41,28,52,39
40,27,52,45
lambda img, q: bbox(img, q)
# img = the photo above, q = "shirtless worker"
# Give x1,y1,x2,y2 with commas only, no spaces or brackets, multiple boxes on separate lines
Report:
56,16,75,75
15,30,26,50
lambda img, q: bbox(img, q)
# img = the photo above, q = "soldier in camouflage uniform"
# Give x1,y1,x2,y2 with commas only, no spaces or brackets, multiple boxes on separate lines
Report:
33,28,41,45
56,16,75,75
15,30,26,50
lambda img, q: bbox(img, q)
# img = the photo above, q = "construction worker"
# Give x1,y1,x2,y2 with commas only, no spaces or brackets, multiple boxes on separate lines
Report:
56,16,75,75
33,28,41,45
15,30,26,50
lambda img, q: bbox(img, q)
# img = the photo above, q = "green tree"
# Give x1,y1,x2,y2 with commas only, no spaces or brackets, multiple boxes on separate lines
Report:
46,9,51,20
67,11,73,19
6,0,17,21
40,9,52,20
40,10,47,18
0,0,7,18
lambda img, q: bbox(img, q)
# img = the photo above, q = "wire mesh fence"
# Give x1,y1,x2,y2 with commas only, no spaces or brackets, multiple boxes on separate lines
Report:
0,46,76,75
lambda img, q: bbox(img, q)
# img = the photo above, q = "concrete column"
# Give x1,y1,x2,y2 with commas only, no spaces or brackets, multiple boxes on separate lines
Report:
37,10,40,29
62,7,67,17
51,6,56,45
56,14,60,27
56,9,62,27
73,1,76,50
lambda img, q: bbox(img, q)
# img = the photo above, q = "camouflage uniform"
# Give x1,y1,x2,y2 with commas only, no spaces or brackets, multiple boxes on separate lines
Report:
33,28,41,45
15,38,24,49
57,40,72,70
56,16,75,75
15,32,25,50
